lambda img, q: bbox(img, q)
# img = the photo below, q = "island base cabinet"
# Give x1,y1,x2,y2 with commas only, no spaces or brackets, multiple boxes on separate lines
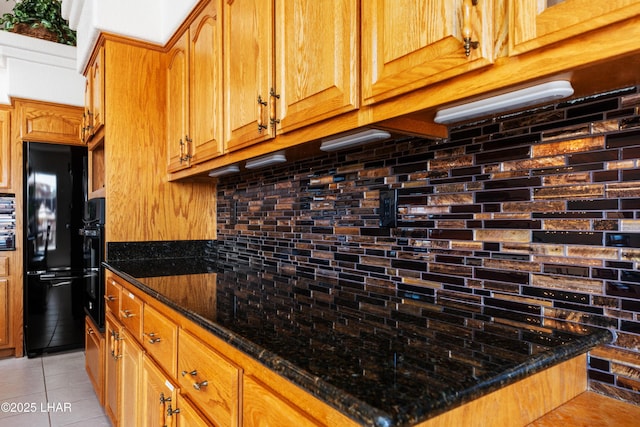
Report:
84,316,104,406
104,312,120,426
242,375,323,427
120,329,143,427
175,394,214,427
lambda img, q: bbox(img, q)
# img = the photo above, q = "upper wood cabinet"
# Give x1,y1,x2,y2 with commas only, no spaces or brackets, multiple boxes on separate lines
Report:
83,45,105,143
167,0,223,173
16,100,84,146
361,0,494,105
223,0,275,152
509,0,640,55
223,0,358,151
0,109,10,190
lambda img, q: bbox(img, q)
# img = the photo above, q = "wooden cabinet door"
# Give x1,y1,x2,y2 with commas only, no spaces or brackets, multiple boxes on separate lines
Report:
0,109,10,189
189,0,223,165
141,355,179,427
243,375,322,427
104,312,121,427
120,329,143,427
167,31,190,173
274,0,359,133
509,0,640,55
224,0,275,152
85,316,104,406
361,0,494,105
0,278,8,346
90,45,105,135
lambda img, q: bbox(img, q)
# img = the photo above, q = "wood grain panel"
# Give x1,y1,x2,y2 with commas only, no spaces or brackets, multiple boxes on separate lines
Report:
527,391,640,427
0,109,10,189
103,39,217,242
0,279,8,346
416,355,587,427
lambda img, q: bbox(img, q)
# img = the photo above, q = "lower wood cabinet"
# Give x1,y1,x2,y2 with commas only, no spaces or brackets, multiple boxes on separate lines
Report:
175,394,214,426
143,303,178,378
104,311,120,426
141,354,179,427
84,316,104,406
177,329,241,427
120,328,143,427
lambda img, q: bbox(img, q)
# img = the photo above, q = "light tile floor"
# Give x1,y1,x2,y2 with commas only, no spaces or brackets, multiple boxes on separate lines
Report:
0,350,110,426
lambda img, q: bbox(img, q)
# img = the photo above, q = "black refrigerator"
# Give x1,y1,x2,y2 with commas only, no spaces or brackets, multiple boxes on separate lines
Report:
23,141,87,357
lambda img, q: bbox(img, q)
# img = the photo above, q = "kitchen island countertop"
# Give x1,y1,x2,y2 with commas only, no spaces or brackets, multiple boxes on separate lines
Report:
105,258,612,426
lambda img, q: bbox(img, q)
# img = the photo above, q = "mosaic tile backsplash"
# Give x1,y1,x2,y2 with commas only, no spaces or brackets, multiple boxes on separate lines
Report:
216,86,640,406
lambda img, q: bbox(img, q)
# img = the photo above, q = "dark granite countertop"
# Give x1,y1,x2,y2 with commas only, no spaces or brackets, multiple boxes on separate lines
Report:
105,258,612,427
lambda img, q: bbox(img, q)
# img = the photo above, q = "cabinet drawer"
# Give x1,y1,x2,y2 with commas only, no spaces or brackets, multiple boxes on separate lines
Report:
0,256,8,276
120,289,143,339
104,276,121,314
178,329,240,427
142,304,177,377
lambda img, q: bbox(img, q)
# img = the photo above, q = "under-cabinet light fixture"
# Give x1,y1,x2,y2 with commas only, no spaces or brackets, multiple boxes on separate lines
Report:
245,152,287,169
208,164,240,177
433,80,574,124
319,129,391,152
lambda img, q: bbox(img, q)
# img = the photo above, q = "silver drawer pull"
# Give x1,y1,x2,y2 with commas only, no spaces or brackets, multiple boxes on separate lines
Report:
193,380,208,391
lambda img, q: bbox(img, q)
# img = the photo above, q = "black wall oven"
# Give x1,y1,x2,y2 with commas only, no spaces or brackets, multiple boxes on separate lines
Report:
81,198,105,330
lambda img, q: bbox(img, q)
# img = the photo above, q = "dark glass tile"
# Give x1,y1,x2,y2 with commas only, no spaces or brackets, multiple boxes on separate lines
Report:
606,281,640,299
391,260,427,272
622,146,640,159
421,272,465,286
523,287,589,304
621,116,640,129
475,269,529,284
589,357,611,372
483,307,541,326
621,199,640,210
483,220,541,229
532,114,603,132
594,170,619,182
621,270,640,284
449,127,482,142
568,150,618,164
429,229,473,240
435,255,465,264
532,231,603,245
621,321,640,334
588,370,615,384
567,99,619,118
621,300,640,312
606,129,640,148
451,205,482,213
335,253,359,263
484,298,541,314
554,301,603,314
484,204,501,212
622,169,640,181
605,261,633,269
482,133,541,151
428,214,474,220
476,146,531,164
361,228,391,237
484,177,542,189
397,187,434,196
606,233,640,248
592,268,617,280
475,189,531,203
452,166,482,177
483,242,500,251
542,264,589,277
397,152,435,165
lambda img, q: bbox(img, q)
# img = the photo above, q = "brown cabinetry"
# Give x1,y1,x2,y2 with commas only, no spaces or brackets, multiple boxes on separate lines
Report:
141,355,179,427
16,100,84,145
223,0,358,152
119,287,143,339
509,0,640,55
0,278,8,347
178,329,241,427
143,303,178,378
361,0,494,105
104,311,121,426
84,315,104,406
83,45,105,143
167,0,223,173
243,375,322,427
119,328,143,427
0,109,11,189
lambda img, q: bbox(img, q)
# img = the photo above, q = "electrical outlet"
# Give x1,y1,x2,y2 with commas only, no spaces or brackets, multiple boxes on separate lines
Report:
379,189,397,228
